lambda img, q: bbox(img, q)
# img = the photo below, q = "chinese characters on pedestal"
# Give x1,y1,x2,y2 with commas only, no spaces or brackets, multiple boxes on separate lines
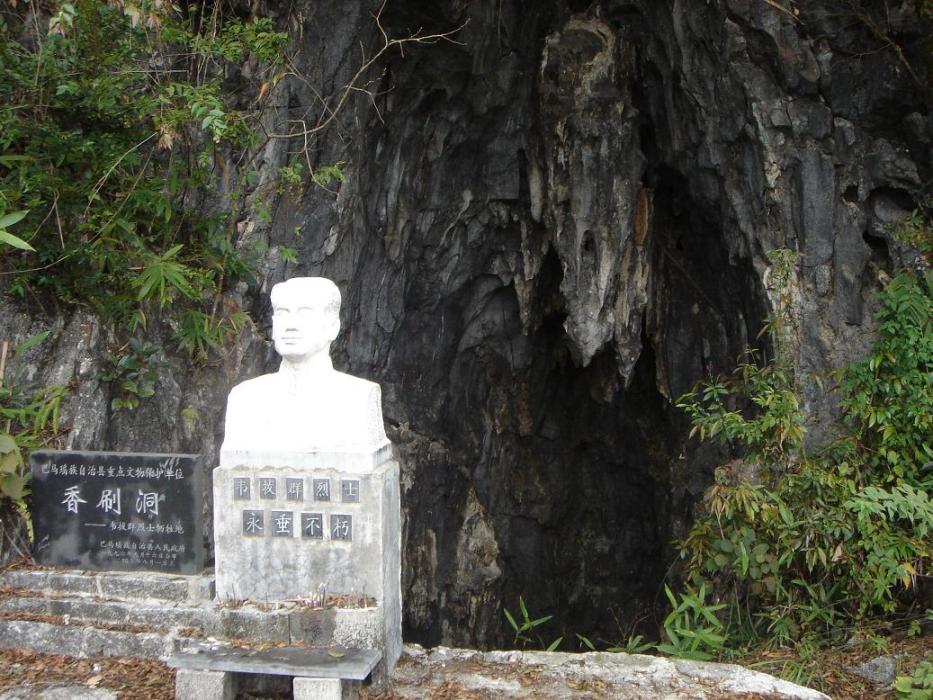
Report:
234,475,359,542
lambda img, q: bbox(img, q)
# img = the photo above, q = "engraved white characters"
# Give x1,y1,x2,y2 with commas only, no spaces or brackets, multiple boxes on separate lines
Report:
61,486,87,514
96,488,122,515
135,490,159,516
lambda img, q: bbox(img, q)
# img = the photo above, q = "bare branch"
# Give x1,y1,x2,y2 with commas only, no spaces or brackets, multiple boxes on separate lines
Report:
761,0,799,20
267,10,467,141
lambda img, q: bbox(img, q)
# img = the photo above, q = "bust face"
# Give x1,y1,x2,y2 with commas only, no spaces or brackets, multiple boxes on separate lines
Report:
271,280,340,361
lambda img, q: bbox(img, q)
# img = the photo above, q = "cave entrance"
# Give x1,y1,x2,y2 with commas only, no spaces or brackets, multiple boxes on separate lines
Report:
397,166,768,650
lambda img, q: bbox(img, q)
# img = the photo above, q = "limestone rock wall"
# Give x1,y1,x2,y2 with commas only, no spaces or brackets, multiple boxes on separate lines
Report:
1,0,927,647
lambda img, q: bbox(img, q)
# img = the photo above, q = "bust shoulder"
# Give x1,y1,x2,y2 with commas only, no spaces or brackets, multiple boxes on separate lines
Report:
227,372,281,400
327,370,381,395
226,369,380,406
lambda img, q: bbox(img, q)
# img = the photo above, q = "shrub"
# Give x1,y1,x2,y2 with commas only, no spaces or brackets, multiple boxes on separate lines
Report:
0,0,287,354
676,265,932,649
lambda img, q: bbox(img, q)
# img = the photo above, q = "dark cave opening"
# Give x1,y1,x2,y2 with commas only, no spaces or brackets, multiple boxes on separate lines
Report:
393,193,767,649
483,177,768,649
367,0,773,651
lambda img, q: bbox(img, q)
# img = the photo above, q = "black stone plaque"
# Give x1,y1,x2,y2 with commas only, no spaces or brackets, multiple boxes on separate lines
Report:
330,514,352,541
340,479,360,503
285,478,303,501
30,450,205,574
301,512,323,539
233,477,251,500
259,477,276,499
312,478,330,501
271,510,293,537
243,509,264,536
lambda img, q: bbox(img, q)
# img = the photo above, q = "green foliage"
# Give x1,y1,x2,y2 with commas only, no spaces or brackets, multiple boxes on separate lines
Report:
838,272,933,484
135,244,197,308
615,634,653,654
176,308,249,362
277,163,305,196
0,209,34,251
0,0,288,358
890,196,933,263
279,246,299,265
677,353,804,471
0,434,26,504
101,337,162,411
165,16,288,66
0,334,67,522
575,631,652,654
504,596,563,651
655,584,727,661
161,82,248,145
675,256,933,653
894,658,933,700
311,162,346,188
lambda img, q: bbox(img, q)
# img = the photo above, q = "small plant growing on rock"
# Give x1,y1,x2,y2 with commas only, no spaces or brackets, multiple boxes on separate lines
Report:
655,584,726,661
504,596,563,651
101,337,163,411
0,334,67,561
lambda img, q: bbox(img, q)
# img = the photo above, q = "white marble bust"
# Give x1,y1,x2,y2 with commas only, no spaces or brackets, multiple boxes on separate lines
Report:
219,277,388,466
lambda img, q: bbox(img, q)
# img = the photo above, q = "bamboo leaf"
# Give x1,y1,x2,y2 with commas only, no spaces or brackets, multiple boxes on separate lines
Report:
0,210,28,228
0,230,35,251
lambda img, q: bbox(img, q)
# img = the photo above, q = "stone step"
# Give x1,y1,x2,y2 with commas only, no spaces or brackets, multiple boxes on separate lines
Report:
0,592,295,646
0,592,213,633
0,618,183,659
0,567,388,669
0,568,214,604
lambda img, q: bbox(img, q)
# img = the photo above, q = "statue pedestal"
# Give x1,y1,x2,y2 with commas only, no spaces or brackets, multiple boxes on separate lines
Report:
212,447,401,672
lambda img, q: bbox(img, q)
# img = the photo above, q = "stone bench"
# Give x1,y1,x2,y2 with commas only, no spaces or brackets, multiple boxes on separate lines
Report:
168,645,381,700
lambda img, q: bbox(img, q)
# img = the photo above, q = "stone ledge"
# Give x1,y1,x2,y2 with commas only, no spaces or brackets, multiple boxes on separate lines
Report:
0,590,386,650
0,595,209,633
0,619,178,659
386,646,831,700
169,644,380,680
0,569,214,605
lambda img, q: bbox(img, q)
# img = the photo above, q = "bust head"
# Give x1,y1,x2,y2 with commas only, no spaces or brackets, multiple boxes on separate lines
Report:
270,277,341,363
221,275,388,463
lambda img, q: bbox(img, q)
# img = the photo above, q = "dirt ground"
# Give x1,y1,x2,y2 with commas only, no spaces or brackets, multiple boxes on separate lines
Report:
0,648,175,699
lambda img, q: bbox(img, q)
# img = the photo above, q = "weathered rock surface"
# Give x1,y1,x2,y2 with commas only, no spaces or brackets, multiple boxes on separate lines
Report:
846,654,898,687
0,0,928,649
387,645,831,699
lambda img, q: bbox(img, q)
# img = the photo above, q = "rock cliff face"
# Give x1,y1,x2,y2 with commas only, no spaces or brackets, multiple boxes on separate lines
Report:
2,0,928,647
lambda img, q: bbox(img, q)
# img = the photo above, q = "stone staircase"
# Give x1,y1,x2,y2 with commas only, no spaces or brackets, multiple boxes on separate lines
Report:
0,568,303,660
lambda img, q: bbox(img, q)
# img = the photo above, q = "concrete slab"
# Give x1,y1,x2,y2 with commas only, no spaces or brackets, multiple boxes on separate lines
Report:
292,677,343,700
218,606,291,644
97,573,190,602
0,569,215,605
386,645,831,699
169,645,379,680
175,669,233,700
0,617,184,659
